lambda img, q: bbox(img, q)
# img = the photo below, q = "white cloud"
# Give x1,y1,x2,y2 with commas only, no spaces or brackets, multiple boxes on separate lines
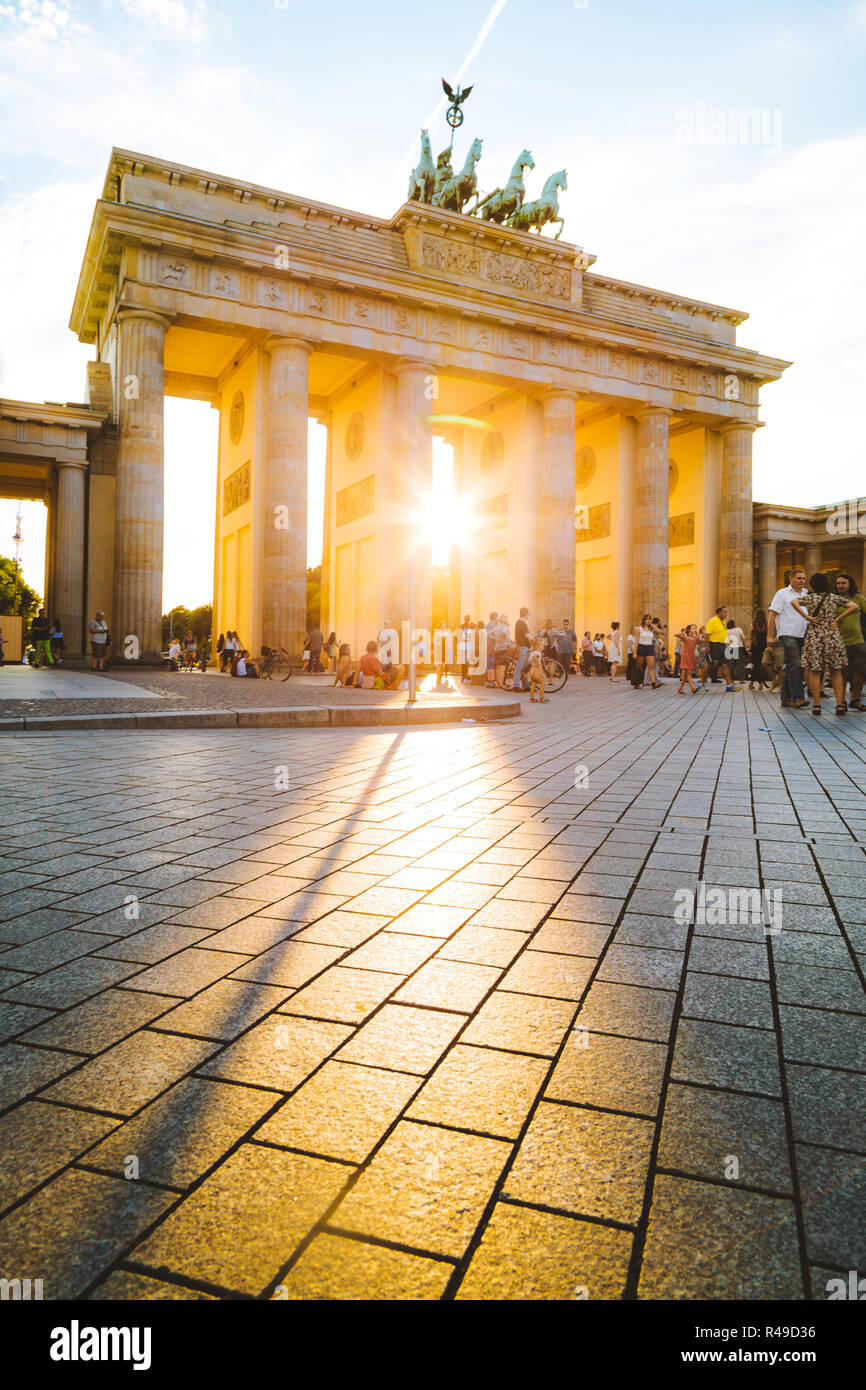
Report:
0,1,71,40
116,0,206,42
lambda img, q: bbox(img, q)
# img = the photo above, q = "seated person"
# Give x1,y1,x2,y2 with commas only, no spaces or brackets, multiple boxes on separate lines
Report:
334,643,353,686
231,648,259,677
356,641,382,688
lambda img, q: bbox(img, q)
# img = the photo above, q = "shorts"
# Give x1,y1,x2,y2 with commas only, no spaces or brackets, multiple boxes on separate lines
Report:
636,643,654,657
91,641,107,657
709,642,728,665
844,642,866,679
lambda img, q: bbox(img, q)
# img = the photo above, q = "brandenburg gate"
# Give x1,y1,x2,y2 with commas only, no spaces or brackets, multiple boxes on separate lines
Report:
58,143,789,660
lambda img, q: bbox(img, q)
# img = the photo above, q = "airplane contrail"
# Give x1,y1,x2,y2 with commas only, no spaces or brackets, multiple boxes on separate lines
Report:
401,0,510,170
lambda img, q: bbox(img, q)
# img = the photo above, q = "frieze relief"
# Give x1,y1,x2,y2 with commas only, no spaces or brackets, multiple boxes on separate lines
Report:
420,235,571,302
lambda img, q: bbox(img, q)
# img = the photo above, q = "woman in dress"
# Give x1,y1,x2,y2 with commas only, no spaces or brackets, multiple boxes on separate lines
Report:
790,573,858,715
607,622,623,681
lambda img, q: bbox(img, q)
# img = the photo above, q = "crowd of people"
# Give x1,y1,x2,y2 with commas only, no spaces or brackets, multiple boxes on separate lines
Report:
26,567,863,714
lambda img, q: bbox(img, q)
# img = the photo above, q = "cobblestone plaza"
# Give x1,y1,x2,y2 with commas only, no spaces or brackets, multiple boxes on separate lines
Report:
1,682,864,1301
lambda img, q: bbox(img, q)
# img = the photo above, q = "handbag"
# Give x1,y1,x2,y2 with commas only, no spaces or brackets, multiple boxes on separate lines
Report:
359,673,375,689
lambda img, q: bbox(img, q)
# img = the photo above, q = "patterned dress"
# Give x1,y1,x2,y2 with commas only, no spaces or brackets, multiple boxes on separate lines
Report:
800,592,851,675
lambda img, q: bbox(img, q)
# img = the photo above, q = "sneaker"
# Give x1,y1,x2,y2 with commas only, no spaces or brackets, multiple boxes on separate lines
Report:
731,685,742,692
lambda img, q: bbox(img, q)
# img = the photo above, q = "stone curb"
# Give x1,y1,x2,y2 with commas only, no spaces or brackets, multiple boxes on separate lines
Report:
0,701,521,733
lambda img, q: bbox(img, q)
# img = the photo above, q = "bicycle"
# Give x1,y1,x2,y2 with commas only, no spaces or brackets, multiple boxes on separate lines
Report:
260,646,293,681
496,653,567,694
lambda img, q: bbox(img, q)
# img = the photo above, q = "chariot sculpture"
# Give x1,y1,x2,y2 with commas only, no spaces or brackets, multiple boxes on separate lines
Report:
406,82,569,239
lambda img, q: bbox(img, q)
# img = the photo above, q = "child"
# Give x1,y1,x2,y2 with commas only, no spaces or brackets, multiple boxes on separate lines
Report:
334,643,353,686
677,624,699,694
527,649,548,703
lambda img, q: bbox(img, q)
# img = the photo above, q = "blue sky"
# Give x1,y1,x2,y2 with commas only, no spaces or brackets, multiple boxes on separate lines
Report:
1,0,865,604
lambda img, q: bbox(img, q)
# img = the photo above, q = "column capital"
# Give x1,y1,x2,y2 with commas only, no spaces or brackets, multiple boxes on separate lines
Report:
719,418,761,435
392,357,436,377
264,335,315,356
54,457,89,472
542,387,579,402
116,307,173,331
633,405,673,423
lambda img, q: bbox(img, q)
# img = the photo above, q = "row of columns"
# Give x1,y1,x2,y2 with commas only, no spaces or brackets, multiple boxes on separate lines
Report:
108,310,759,660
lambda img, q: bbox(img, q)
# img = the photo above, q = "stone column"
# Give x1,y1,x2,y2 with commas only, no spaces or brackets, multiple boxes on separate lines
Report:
115,308,171,661
537,390,577,625
263,337,312,659
758,540,777,612
54,460,87,658
390,360,435,636
719,421,758,626
804,544,823,581
319,411,333,639
633,407,671,630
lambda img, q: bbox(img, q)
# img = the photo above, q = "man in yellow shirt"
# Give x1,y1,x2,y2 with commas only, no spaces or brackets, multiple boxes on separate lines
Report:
705,605,739,691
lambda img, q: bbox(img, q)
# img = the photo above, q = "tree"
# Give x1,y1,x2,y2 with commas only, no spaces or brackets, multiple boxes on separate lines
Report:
162,603,212,648
0,555,40,624
306,565,321,632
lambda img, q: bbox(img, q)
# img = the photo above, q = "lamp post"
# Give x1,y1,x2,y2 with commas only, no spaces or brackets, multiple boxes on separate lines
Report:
12,505,22,615
408,535,417,704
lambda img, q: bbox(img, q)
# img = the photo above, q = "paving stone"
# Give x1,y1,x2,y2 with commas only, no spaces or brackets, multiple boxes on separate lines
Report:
291,910,391,948
87,1270,216,1300
164,899,260,930
344,931,442,976
132,1144,349,1296
528,919,611,957
0,1168,174,1298
121,946,251,997
672,1018,782,1096
335,1004,464,1075
436,924,528,967
279,1231,452,1299
681,972,774,1028
460,991,575,1057
638,1175,804,1298
407,1044,548,1138
200,1014,351,1091
277,965,400,1024
0,1101,118,1213
0,908,88,944
546,1030,668,1117
503,1101,654,1225
94,922,213,964
596,944,685,992
576,981,677,1043
773,962,866,1013
151,979,291,1040
614,916,690,951
658,1083,792,1192
0,930,108,975
498,950,594,1002
85,1076,275,1187
0,1002,54,1042
257,1060,419,1162
456,1201,633,1301
21,988,177,1052
786,1064,866,1152
332,1120,510,1258
471,899,550,932
225,939,345,990
77,901,179,938
42,1030,217,1114
394,959,502,1013
1,956,144,1009
194,916,303,955
0,1042,82,1109
796,1143,866,1270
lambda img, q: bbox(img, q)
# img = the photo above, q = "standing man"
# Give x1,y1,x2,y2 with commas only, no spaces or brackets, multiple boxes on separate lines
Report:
31,608,53,668
305,625,324,673
88,610,110,671
767,568,809,708
512,607,531,691
704,605,738,692
835,573,866,711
